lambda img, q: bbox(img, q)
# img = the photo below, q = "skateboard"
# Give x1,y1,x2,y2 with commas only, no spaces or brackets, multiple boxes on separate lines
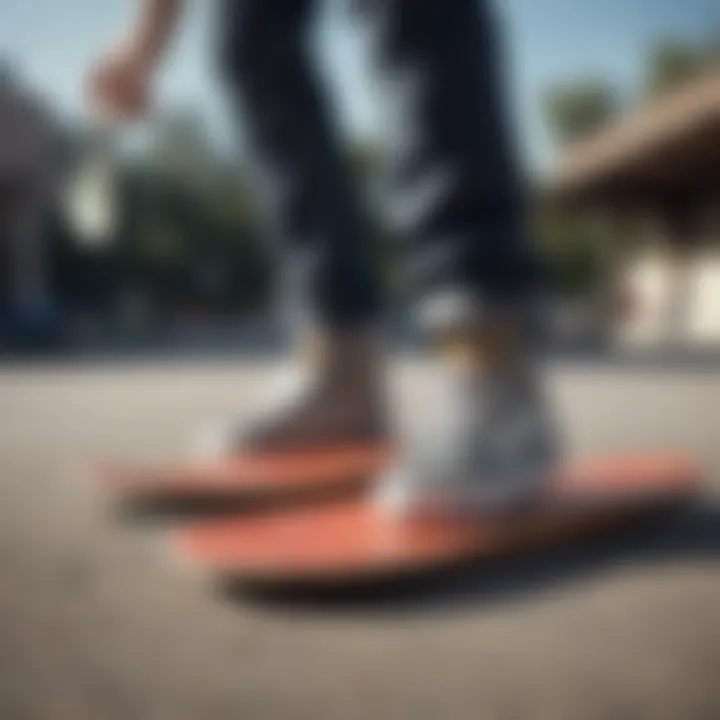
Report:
100,443,393,514
175,453,699,590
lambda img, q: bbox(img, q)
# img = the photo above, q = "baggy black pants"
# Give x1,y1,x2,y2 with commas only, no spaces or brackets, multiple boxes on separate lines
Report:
218,0,538,330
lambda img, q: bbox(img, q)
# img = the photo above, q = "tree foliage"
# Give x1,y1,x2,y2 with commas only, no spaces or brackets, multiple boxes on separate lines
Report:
543,79,619,147
51,111,272,320
644,39,706,99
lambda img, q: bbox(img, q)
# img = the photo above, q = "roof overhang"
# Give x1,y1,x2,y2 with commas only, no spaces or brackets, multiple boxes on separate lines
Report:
548,69,720,208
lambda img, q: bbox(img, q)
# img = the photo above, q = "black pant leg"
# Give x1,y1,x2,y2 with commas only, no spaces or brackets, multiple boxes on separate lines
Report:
218,0,381,331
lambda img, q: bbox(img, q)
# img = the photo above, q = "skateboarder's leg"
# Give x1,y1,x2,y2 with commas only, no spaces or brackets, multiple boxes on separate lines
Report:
355,0,557,513
358,0,536,310
203,0,387,455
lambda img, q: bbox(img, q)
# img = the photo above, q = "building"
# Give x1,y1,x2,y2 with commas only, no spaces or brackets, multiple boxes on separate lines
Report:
0,66,59,347
549,68,720,348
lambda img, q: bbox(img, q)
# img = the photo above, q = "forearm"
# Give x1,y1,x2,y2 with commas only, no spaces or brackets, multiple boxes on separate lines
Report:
124,0,186,68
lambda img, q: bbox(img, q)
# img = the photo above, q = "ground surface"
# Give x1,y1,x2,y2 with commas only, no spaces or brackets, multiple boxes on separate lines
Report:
1,355,719,720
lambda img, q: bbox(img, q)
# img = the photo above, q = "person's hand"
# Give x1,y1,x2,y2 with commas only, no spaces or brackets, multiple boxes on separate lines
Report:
87,44,156,122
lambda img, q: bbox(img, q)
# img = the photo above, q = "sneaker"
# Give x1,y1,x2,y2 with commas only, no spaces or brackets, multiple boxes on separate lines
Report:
196,327,390,458
375,316,559,518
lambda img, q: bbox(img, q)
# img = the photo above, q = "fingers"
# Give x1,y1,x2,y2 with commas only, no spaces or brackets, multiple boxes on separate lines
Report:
85,56,151,123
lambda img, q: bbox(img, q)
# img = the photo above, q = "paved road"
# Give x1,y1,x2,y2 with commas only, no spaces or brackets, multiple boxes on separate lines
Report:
1,356,719,719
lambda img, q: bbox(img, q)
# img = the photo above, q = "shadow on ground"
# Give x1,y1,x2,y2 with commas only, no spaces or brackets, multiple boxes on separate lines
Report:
215,503,720,616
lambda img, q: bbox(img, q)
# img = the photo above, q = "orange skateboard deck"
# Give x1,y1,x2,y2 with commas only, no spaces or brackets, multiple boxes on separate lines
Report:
100,444,393,513
176,453,699,589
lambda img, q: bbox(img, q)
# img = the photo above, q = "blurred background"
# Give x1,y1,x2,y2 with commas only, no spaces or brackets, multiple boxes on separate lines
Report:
2,0,719,355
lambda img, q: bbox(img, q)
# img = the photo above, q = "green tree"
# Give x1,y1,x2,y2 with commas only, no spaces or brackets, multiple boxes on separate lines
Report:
149,107,214,184
533,206,608,298
644,39,705,98
543,79,619,147
539,79,620,298
104,109,272,315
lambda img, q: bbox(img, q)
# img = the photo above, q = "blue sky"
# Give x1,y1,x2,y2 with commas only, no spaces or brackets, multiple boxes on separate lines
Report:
1,0,719,170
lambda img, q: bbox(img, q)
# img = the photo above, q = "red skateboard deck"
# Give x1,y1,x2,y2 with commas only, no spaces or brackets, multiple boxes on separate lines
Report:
176,453,699,588
100,444,393,512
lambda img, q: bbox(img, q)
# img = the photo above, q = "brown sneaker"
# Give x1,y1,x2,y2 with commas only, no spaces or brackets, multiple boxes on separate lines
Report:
195,327,390,458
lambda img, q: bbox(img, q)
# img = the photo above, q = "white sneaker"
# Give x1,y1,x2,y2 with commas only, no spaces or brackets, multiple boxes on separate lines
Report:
375,326,558,517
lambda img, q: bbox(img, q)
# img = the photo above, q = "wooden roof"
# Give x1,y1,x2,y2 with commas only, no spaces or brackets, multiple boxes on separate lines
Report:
549,68,720,207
